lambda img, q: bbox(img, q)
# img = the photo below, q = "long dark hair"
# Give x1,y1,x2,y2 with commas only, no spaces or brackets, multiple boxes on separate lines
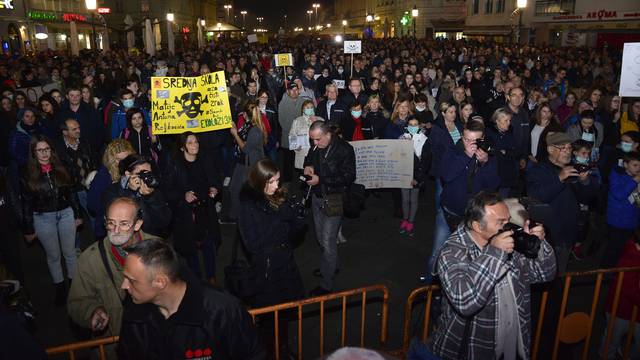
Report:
247,158,286,208
175,131,198,161
125,107,147,131
38,94,60,118
25,135,71,191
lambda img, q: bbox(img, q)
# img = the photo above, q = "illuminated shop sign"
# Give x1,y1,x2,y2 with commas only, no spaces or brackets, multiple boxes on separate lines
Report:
27,11,88,22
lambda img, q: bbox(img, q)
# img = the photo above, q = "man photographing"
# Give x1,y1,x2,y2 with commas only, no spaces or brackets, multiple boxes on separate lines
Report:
428,192,556,359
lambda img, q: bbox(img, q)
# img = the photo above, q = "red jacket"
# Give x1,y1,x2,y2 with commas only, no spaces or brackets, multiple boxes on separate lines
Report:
605,239,640,320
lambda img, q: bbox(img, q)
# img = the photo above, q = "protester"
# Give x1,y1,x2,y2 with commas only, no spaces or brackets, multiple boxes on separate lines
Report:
119,107,158,162
162,132,221,282
68,197,161,341
278,83,305,182
290,100,324,170
117,238,265,359
304,121,355,295
21,135,81,306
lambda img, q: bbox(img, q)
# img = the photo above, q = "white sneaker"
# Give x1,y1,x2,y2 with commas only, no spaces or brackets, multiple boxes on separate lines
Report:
337,230,347,244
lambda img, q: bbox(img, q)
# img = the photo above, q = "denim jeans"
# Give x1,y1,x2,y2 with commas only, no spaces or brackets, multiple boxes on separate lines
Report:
427,179,451,275
33,207,77,284
600,314,640,360
312,194,342,291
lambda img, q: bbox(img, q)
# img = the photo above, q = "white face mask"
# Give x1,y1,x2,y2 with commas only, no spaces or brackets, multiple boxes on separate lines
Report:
581,132,595,142
415,105,426,112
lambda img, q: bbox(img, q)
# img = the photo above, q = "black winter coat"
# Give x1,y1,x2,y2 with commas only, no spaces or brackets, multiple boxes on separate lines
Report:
362,110,389,139
485,125,519,187
118,268,265,360
162,155,221,257
55,139,96,192
21,168,80,234
237,185,305,307
303,136,356,197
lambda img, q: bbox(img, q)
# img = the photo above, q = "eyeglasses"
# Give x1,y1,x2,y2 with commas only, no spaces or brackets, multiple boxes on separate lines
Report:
35,147,51,154
105,220,134,232
552,145,572,152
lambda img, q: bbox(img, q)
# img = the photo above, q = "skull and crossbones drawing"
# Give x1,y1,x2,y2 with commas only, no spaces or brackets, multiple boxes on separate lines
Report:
174,92,208,118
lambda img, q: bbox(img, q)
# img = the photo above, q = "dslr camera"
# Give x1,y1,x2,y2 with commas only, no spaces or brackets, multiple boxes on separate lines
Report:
496,222,541,259
475,139,496,155
137,170,160,188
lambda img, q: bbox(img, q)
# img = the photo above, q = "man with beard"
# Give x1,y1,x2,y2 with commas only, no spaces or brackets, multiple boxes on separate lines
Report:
68,197,163,340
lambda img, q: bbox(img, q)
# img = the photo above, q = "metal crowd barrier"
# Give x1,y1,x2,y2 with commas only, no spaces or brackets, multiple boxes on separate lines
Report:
46,284,390,360
400,266,640,360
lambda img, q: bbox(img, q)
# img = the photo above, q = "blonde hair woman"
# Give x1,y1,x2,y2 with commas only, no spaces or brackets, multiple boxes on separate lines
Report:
87,139,135,238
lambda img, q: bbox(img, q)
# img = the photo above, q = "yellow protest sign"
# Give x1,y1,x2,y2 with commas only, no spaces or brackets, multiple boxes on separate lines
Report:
150,71,232,134
275,53,293,67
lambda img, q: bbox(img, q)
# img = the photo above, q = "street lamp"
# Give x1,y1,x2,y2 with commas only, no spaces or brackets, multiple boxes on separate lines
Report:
240,11,247,29
200,19,206,27
166,13,174,22
411,5,418,39
517,0,526,45
85,0,97,50
342,19,347,36
224,5,232,23
365,14,374,38
313,3,320,26
307,10,313,28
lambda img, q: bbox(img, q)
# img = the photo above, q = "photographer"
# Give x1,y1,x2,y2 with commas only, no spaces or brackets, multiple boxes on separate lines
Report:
527,132,599,273
102,154,171,238
304,120,356,296
428,192,556,360
440,120,500,230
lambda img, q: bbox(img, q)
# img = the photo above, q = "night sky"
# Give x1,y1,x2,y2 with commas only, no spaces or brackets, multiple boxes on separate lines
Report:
234,0,333,30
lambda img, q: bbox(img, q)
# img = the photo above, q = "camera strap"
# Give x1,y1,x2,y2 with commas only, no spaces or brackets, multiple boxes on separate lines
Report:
98,240,124,303
466,157,480,195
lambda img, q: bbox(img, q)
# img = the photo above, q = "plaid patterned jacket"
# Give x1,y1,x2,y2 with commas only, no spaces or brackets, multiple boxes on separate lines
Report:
428,226,556,360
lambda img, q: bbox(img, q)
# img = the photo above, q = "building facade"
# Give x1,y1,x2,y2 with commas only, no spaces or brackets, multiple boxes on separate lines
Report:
464,0,640,47
335,0,466,39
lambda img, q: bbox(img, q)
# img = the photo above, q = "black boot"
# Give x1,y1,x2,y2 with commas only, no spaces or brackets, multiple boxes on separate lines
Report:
54,282,66,307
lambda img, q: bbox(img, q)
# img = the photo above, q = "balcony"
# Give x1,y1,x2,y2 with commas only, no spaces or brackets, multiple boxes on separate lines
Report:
535,0,575,16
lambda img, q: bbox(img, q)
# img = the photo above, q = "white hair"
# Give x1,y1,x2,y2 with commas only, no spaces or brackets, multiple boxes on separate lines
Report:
326,347,386,360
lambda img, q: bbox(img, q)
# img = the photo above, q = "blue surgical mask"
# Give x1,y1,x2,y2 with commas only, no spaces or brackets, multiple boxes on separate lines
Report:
581,132,594,142
351,110,362,118
122,99,135,109
621,141,633,153
303,108,315,117
575,156,589,165
407,126,420,135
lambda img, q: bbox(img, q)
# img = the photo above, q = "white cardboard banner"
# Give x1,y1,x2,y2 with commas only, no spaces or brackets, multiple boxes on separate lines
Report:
619,42,640,97
349,139,414,189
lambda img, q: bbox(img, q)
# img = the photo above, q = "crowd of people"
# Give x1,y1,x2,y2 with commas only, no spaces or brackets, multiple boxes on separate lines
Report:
0,36,639,359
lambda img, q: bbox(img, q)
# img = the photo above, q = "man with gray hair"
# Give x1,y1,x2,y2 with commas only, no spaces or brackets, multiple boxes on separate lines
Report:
428,191,555,359
304,121,356,296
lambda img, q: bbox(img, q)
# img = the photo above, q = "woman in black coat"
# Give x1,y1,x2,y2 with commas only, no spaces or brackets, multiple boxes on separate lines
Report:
485,108,518,198
237,158,304,359
162,132,221,283
237,158,305,307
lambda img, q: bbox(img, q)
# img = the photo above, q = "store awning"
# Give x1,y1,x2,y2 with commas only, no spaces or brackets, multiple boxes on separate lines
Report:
463,27,512,36
430,20,465,31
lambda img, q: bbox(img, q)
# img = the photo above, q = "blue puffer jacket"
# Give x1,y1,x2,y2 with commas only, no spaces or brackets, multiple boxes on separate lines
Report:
607,167,640,230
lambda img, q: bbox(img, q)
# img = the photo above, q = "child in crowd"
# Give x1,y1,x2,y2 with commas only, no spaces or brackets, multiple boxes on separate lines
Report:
398,118,431,237
570,140,601,259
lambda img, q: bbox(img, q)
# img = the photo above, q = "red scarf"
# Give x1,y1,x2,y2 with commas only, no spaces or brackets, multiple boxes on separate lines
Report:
40,163,52,173
352,117,364,141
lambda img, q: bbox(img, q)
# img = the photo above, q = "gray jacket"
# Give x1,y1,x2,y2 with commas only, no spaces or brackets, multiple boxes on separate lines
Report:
566,122,604,149
278,94,305,148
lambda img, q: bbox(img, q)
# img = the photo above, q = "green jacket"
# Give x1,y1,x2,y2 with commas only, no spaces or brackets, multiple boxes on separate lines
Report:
67,232,160,335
